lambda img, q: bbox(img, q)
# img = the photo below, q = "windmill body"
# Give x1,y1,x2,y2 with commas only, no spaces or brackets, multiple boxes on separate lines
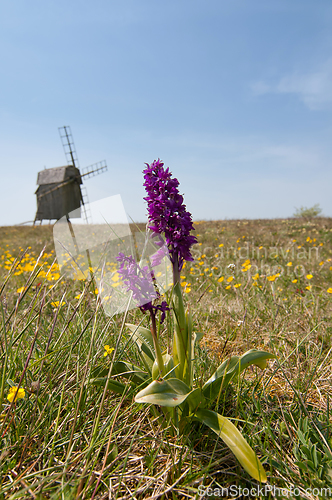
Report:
34,126,107,224
35,165,82,221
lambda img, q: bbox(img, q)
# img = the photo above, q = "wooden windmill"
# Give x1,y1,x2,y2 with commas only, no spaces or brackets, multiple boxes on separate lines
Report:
34,126,107,223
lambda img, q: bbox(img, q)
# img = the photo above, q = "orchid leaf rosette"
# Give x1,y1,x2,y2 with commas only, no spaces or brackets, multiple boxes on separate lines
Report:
100,159,275,483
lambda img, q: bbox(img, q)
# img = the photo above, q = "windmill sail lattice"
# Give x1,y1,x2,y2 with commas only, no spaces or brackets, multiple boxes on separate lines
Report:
59,126,80,169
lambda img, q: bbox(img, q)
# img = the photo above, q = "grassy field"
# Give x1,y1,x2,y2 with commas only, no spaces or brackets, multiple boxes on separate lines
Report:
1,217,332,499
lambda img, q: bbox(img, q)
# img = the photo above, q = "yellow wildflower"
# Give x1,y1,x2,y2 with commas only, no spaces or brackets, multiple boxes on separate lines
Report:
226,276,234,283
104,345,114,357
218,276,224,282
7,386,25,403
306,274,313,280
327,288,332,294
286,262,292,267
267,274,280,282
51,301,65,308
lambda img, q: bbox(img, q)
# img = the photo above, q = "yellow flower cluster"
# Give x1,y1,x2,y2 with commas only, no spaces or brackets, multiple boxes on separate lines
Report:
1,248,60,281
104,345,114,356
267,273,280,282
241,259,251,272
7,386,25,403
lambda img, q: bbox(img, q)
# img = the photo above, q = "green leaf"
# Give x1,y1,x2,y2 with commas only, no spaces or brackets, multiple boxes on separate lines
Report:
182,387,206,413
297,429,307,446
135,378,191,407
126,323,155,373
152,353,175,380
140,350,154,374
90,378,126,394
172,283,189,383
195,409,267,483
111,361,148,385
295,461,309,472
237,349,276,371
186,308,193,387
91,361,147,385
193,331,204,348
202,356,240,400
203,350,276,401
126,323,155,361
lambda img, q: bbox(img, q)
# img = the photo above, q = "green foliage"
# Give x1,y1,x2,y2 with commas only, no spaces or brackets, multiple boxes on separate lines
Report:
102,257,275,483
293,416,332,487
293,203,322,218
202,350,276,401
195,408,267,482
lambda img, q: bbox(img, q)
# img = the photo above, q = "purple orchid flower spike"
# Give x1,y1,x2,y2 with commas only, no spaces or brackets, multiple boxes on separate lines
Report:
116,251,169,323
143,159,197,283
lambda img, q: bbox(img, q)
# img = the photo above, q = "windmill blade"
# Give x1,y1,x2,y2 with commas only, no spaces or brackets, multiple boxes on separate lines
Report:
81,160,107,179
36,177,77,200
58,126,80,169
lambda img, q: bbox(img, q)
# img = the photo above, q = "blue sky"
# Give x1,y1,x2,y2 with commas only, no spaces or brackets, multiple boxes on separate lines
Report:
1,0,332,225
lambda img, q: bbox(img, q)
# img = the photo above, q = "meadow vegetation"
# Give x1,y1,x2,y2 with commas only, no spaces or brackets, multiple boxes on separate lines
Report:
293,205,323,220
1,216,332,499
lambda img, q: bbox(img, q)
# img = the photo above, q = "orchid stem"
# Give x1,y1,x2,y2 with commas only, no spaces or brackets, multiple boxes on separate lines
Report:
172,255,180,286
150,310,165,377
